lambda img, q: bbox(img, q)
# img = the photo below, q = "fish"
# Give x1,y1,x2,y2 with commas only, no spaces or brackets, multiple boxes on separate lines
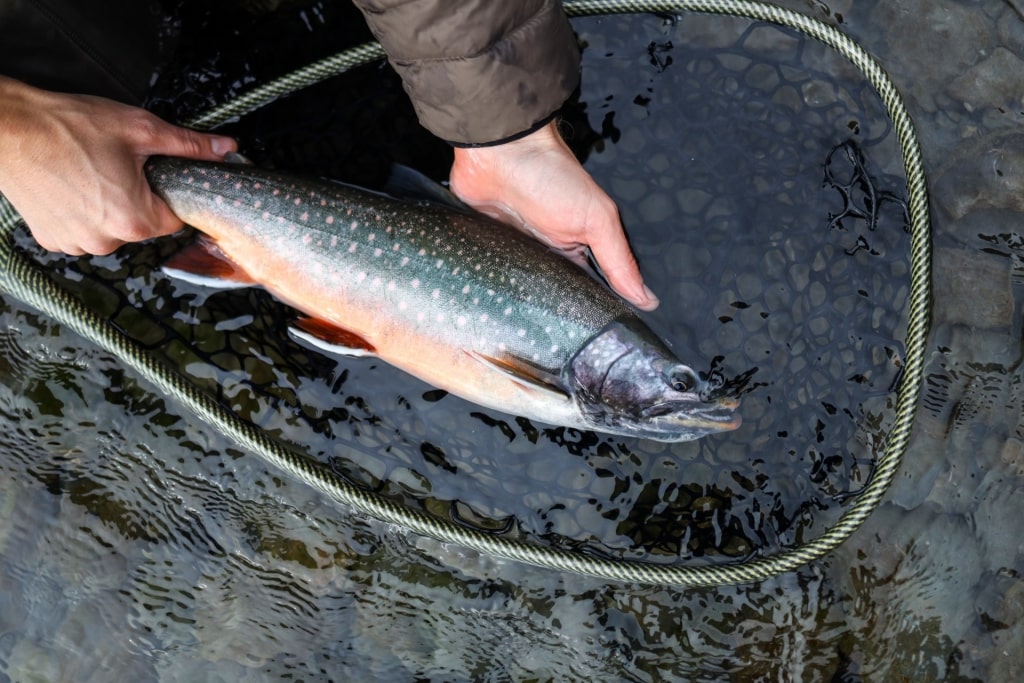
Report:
144,155,740,441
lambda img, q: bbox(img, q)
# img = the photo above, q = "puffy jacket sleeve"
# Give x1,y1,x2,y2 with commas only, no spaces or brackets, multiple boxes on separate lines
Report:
350,0,581,146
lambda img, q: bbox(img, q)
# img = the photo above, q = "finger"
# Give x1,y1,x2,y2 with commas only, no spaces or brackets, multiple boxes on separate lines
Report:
588,216,660,311
27,229,78,255
139,116,237,162
65,224,125,255
149,195,187,237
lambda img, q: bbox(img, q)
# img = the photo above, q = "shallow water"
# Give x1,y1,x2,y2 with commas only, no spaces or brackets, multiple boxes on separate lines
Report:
2,1,1023,681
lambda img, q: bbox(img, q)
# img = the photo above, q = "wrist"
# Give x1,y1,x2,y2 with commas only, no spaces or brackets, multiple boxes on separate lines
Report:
0,76,47,140
0,75,41,110
454,120,563,165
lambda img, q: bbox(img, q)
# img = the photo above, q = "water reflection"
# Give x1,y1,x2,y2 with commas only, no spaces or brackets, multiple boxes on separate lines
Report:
2,1,1022,681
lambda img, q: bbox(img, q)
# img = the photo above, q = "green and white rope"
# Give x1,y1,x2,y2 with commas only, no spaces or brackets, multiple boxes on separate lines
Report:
0,0,931,586
185,42,386,130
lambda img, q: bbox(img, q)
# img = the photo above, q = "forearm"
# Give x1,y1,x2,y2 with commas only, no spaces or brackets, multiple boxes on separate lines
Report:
350,0,581,145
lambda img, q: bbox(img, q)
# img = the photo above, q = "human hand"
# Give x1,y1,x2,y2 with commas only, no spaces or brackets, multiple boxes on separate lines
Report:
449,120,658,311
0,76,237,255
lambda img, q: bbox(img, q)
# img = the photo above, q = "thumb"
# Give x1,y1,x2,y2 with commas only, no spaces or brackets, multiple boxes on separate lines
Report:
144,187,188,238
581,197,660,311
590,226,660,311
143,119,237,161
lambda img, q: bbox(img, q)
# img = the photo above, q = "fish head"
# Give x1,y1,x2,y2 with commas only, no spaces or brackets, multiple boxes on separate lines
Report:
566,319,741,442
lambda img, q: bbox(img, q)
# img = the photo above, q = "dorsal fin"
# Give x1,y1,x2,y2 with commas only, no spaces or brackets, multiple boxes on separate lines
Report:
384,164,473,211
223,152,255,165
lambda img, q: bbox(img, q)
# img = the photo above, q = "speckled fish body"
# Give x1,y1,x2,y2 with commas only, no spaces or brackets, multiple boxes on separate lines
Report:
145,156,739,441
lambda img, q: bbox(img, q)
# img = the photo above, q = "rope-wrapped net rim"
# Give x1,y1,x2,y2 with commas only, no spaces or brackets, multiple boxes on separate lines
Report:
0,0,931,586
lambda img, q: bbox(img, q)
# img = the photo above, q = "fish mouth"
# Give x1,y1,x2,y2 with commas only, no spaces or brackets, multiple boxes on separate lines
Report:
640,397,742,434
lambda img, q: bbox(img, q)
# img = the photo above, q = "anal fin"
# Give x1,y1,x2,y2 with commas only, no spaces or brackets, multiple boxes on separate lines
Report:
289,317,377,358
162,237,256,289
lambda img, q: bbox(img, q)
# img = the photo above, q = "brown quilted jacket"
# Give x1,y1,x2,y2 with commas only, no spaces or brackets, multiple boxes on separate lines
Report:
351,0,581,146
0,0,581,145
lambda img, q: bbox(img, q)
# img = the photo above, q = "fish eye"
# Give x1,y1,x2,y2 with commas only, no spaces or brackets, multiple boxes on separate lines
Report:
666,367,698,393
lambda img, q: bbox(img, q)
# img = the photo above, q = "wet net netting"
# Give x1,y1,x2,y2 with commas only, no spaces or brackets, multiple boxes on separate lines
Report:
0,1,930,585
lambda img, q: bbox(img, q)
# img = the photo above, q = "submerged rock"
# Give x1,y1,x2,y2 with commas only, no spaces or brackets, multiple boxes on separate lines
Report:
932,248,1014,330
933,133,1024,221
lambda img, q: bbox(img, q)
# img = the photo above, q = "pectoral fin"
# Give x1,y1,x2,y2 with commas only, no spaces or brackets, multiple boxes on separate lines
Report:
467,351,570,401
289,317,377,358
163,238,256,289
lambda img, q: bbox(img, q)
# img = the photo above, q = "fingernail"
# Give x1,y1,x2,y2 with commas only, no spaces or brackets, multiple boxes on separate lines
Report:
639,284,660,310
211,136,236,157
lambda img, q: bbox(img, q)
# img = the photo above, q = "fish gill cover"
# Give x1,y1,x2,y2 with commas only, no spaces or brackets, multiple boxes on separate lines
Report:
17,9,911,564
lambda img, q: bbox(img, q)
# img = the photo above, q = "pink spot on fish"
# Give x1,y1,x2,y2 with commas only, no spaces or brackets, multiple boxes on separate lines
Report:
302,234,312,245
348,243,357,253
254,200,262,209
300,212,309,221
326,215,334,224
